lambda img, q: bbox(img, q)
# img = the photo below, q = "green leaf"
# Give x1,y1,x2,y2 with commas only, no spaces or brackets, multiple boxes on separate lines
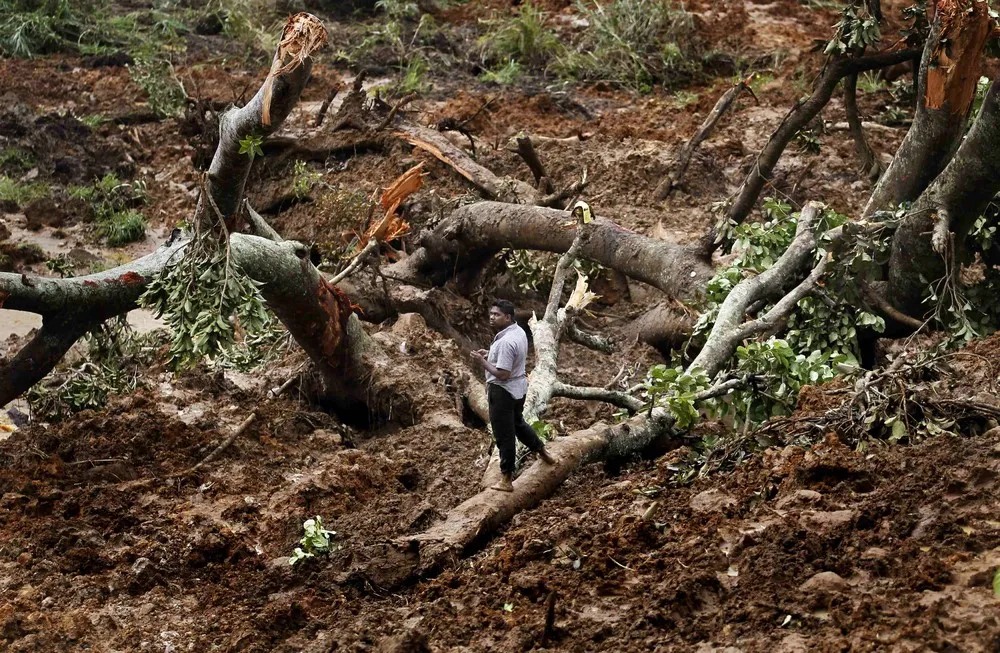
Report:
993,568,1000,597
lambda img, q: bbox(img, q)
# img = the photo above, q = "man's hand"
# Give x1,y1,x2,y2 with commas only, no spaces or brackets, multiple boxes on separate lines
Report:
475,349,488,357
470,350,486,367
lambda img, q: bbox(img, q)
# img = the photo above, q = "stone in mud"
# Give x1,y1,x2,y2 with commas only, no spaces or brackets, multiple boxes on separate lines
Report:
775,489,823,510
800,571,849,595
799,509,855,534
690,489,736,513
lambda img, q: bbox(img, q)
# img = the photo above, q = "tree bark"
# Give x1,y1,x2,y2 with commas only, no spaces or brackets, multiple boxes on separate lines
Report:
395,201,715,302
844,72,883,182
863,3,992,217
887,79,1000,316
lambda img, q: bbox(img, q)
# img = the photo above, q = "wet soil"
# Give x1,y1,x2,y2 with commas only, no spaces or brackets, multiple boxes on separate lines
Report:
4,0,998,650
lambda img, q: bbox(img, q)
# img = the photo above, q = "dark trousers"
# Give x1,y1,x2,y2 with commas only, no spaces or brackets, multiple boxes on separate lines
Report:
488,383,545,475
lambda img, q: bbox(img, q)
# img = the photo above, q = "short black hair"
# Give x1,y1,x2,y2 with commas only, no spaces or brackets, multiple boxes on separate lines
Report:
492,299,516,319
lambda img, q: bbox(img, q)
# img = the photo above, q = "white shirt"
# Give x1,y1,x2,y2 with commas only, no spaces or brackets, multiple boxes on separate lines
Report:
486,323,529,399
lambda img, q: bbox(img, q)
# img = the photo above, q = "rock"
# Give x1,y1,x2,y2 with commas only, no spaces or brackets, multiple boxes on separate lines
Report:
776,489,823,510
861,547,890,561
777,633,812,653
799,571,849,595
799,509,855,534
690,489,736,513
0,218,9,240
375,627,430,653
24,197,66,230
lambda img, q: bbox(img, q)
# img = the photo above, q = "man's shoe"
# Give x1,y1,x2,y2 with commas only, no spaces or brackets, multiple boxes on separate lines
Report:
538,447,556,465
491,473,514,492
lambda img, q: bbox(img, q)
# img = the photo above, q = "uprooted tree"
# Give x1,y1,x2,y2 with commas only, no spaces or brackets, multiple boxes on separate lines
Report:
6,1,1000,584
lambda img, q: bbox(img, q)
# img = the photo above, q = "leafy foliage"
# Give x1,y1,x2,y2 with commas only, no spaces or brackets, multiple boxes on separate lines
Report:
641,365,712,429
289,516,339,565
27,318,163,421
138,222,273,370
824,1,881,55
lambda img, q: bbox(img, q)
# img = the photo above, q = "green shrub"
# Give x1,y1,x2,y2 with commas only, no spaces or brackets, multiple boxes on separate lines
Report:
128,49,187,118
481,59,523,85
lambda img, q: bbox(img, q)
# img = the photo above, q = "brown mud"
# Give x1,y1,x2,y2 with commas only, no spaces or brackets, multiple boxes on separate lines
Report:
4,0,999,650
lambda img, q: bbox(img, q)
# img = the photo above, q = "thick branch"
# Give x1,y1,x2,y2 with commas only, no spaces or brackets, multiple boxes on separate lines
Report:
691,203,821,376
887,79,1000,315
396,202,714,301
551,382,643,412
200,13,326,228
844,72,883,183
726,48,920,227
567,319,613,353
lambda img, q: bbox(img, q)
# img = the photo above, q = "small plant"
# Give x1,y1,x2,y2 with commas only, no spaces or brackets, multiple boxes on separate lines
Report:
289,516,339,565
292,160,321,199
239,133,264,159
128,50,187,118
46,255,75,278
794,129,822,154
375,0,419,20
396,53,430,94
480,59,523,85
0,147,35,174
671,90,698,109
856,70,886,94
78,173,149,246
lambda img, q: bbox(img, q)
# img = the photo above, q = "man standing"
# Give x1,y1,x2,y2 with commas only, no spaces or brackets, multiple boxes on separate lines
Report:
471,299,556,492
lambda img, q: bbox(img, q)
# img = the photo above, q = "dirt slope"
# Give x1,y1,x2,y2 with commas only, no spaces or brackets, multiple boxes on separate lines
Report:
4,0,1000,651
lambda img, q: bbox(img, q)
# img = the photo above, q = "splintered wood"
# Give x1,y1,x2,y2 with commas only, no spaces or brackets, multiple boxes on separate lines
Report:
924,0,994,114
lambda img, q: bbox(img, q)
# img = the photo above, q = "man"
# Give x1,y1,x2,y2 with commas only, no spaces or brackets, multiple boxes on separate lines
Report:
471,299,556,492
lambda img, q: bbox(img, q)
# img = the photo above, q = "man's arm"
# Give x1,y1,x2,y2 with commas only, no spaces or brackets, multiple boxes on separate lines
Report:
470,350,512,380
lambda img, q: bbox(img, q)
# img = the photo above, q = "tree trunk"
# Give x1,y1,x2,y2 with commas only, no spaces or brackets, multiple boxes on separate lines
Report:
863,2,992,218
887,79,1000,316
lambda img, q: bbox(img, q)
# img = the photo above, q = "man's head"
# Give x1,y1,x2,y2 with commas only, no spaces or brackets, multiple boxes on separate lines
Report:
489,299,516,330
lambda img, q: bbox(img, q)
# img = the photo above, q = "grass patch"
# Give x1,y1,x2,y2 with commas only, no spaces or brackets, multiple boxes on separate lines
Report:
0,174,49,206
0,147,35,174
481,59,523,85
76,173,149,246
561,0,700,92
479,1,563,71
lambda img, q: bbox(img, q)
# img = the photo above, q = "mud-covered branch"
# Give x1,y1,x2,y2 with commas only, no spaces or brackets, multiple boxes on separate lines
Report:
654,78,753,201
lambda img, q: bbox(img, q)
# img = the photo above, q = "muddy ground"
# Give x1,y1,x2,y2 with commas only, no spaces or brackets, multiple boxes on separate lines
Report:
3,0,1000,650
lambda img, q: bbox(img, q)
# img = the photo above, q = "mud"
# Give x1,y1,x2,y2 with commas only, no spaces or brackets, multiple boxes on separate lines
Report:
4,0,997,650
